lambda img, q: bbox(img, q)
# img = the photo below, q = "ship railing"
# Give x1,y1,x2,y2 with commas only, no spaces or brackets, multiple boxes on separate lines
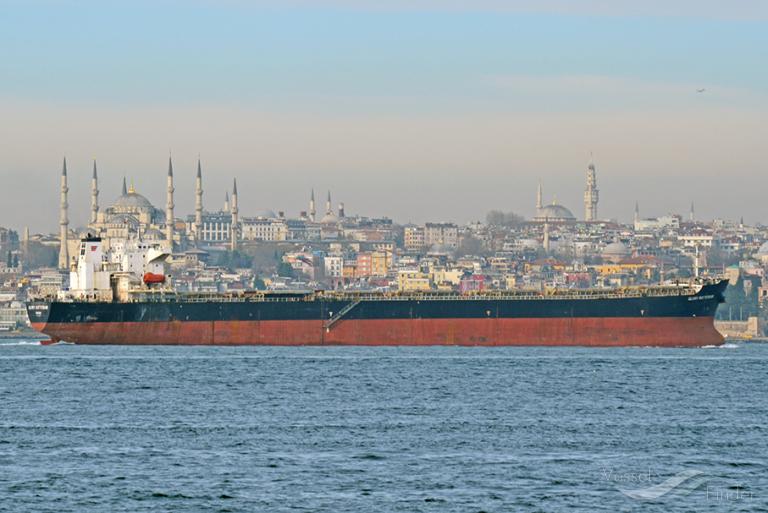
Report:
125,292,308,303
119,284,703,303
313,286,698,302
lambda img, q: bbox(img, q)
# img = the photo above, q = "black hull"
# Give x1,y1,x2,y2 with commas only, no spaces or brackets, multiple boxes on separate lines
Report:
28,281,728,347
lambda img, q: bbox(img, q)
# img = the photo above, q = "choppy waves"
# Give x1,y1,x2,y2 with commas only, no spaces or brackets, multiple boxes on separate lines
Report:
0,340,42,346
1,343,766,512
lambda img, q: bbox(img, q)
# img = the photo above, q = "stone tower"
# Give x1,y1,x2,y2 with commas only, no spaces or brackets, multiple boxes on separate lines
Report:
166,156,175,246
195,158,204,240
584,158,599,222
90,159,99,225
58,158,69,270
230,178,239,251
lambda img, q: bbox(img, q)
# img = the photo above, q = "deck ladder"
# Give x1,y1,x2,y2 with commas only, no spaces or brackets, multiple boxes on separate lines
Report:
324,300,361,330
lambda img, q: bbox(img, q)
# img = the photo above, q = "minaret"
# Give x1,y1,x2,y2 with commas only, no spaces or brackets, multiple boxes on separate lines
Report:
634,201,640,225
309,189,316,222
338,202,345,219
230,178,239,251
166,156,175,246
326,190,332,215
693,245,700,278
90,159,99,225
536,180,543,212
223,191,230,212
121,176,127,196
689,201,695,222
195,158,204,240
543,219,550,253
58,158,69,270
584,157,599,221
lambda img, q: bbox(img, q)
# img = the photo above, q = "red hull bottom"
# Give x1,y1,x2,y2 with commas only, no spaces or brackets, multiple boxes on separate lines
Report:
32,317,724,347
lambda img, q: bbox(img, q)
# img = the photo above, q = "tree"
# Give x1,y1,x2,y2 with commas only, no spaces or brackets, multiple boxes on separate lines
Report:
277,262,295,278
486,210,525,227
22,242,57,269
486,210,505,226
213,250,253,270
707,247,740,268
456,236,484,257
718,276,760,320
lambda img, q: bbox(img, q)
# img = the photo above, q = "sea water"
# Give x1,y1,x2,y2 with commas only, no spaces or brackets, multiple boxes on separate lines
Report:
1,340,766,512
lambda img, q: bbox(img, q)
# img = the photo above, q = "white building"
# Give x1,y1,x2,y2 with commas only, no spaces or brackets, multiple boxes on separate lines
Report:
424,223,459,249
0,301,28,331
241,218,288,242
324,255,343,278
190,212,232,244
634,215,680,232
679,234,716,248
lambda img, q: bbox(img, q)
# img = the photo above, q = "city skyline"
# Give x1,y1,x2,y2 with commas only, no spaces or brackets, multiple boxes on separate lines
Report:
7,156,761,233
9,155,729,235
1,1,766,231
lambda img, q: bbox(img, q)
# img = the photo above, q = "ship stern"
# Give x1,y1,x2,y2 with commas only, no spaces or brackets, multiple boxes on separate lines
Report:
26,300,53,336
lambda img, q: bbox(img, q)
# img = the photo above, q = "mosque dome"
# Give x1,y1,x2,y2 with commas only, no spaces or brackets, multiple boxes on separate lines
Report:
113,191,156,211
602,241,631,262
320,212,339,224
536,203,576,222
253,209,277,219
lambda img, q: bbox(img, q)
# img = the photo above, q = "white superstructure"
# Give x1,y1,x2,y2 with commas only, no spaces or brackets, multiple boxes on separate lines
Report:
67,236,170,300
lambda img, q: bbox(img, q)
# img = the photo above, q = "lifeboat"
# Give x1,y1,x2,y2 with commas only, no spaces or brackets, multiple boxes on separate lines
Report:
143,272,166,285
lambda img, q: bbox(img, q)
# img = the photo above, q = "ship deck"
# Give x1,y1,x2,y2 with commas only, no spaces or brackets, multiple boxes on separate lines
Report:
112,283,706,304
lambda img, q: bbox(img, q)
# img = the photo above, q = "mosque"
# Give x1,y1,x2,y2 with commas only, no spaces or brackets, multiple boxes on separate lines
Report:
532,159,600,223
54,155,598,270
55,156,345,270
304,189,345,224
92,177,167,241
56,156,242,270
82,156,195,250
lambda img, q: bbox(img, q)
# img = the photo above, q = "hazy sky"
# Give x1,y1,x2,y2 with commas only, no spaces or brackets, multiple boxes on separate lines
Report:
1,1,766,233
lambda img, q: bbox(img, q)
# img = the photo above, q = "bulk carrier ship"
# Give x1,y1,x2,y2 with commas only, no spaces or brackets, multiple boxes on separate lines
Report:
28,236,727,347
